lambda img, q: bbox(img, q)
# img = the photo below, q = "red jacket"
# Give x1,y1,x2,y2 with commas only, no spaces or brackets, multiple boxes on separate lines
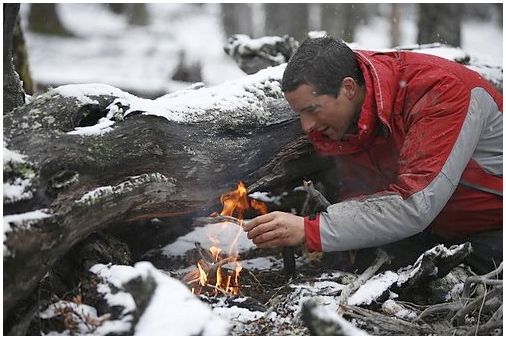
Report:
305,50,502,253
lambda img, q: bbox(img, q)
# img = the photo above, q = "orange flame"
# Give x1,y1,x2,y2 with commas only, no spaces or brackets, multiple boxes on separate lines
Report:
219,181,268,219
187,181,269,296
197,261,207,287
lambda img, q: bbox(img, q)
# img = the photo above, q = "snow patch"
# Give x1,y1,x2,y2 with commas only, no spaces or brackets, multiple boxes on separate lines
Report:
4,178,33,203
248,191,286,205
240,256,283,271
91,261,230,335
67,117,115,136
3,146,27,165
348,270,399,306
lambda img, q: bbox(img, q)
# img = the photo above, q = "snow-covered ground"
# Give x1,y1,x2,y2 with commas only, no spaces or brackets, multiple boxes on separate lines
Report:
20,3,502,97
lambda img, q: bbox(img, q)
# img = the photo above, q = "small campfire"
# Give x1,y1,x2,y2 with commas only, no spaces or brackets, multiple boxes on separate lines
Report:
183,181,267,296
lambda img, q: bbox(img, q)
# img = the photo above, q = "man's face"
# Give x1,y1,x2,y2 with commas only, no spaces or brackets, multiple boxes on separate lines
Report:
284,80,361,141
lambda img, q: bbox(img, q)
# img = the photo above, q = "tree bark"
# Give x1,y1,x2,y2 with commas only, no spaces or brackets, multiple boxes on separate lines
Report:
417,4,462,47
3,4,25,113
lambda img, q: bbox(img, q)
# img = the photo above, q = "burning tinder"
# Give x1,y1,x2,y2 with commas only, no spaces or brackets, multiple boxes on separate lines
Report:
184,181,268,296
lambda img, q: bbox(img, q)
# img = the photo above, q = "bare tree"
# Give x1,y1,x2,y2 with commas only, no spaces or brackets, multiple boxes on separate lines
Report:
13,14,34,95
265,4,309,41
417,4,463,47
27,3,72,36
390,4,401,47
3,4,25,113
127,3,149,26
221,3,254,38
104,3,149,26
320,3,366,42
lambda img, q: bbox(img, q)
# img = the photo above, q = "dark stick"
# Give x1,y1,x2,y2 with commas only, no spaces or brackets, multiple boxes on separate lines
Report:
282,247,296,279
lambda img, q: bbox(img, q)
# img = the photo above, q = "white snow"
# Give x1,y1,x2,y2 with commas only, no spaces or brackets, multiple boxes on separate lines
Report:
348,270,399,306
91,261,230,335
3,146,27,165
67,117,115,136
240,256,283,271
3,178,33,203
55,83,131,104
3,145,35,203
248,191,286,205
213,305,264,323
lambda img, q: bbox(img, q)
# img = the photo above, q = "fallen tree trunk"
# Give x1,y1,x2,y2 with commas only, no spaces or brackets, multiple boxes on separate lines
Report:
3,64,340,325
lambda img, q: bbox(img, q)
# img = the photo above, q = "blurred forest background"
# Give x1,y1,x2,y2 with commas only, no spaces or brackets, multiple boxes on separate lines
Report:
16,3,503,98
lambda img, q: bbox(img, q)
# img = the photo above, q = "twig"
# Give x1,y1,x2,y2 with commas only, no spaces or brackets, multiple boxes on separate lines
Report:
463,261,503,298
193,215,244,227
205,283,229,296
303,180,331,209
474,287,488,335
248,270,264,290
337,248,390,307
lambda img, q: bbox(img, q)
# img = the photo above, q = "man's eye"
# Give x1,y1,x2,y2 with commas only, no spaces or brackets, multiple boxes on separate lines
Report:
307,105,317,113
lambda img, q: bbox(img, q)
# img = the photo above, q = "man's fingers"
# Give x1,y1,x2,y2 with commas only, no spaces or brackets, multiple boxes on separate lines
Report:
246,220,277,239
243,213,275,231
254,233,284,249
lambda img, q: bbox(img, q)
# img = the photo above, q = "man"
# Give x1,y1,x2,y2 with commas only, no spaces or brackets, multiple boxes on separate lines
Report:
244,37,502,274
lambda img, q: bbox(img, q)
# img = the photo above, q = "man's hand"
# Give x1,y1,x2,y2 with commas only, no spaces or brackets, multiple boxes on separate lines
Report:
243,211,305,249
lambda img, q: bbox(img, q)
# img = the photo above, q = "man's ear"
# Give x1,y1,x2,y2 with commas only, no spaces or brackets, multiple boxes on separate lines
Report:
340,77,358,100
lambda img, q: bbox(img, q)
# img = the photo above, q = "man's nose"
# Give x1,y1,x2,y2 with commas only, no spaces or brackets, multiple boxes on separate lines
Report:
300,114,317,134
